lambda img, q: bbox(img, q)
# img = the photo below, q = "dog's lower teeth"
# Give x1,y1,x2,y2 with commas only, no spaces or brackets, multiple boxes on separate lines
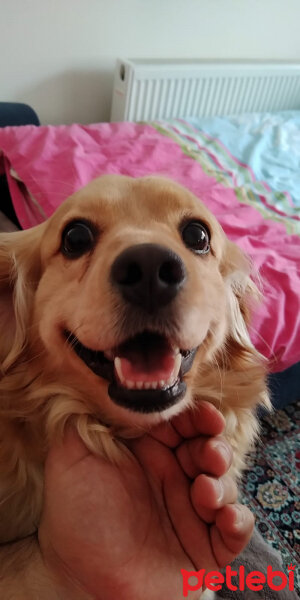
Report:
126,380,135,389
113,352,182,391
114,378,178,391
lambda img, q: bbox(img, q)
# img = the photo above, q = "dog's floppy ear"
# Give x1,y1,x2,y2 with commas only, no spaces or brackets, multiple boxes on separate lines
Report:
221,240,260,349
0,226,43,372
219,239,271,414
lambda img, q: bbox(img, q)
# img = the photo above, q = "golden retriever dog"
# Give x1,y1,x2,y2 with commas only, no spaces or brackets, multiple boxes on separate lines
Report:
0,175,270,545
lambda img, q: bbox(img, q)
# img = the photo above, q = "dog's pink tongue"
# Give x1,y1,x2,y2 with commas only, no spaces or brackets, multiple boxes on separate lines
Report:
119,352,176,383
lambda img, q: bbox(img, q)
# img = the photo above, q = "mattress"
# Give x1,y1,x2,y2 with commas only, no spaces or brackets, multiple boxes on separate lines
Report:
0,111,299,395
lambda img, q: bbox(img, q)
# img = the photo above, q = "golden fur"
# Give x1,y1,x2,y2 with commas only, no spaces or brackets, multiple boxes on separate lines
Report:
0,175,270,543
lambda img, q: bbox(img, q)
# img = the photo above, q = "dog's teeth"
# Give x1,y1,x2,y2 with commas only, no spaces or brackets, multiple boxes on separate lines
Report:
104,349,114,360
164,354,182,387
114,355,181,391
114,357,125,384
173,346,180,355
126,380,135,389
173,353,182,377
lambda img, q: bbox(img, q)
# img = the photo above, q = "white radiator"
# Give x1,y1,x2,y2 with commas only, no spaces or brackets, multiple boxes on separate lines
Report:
110,58,300,122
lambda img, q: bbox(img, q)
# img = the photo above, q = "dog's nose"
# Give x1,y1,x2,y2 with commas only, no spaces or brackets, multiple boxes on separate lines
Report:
111,243,186,313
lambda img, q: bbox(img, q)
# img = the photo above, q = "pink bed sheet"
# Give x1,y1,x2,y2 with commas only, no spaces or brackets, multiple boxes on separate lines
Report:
0,122,299,373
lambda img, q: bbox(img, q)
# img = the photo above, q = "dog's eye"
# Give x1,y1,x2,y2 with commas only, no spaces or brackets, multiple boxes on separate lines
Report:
181,221,210,255
62,221,95,258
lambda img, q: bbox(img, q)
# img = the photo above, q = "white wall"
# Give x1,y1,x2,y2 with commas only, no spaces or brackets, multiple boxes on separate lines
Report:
1,0,300,125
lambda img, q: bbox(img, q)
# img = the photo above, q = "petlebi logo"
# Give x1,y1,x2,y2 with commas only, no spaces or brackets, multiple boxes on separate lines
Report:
181,564,296,595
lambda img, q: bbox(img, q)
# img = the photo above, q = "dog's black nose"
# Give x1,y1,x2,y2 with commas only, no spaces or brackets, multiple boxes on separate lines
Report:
111,243,186,313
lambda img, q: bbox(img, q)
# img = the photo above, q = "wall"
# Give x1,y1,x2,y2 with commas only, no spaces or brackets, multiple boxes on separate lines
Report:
1,0,300,125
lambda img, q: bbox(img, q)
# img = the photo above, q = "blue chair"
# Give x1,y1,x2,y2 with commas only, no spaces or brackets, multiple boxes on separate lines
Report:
0,102,40,227
0,102,40,127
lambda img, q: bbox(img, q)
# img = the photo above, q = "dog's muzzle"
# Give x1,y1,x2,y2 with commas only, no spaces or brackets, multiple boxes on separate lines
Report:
65,244,197,414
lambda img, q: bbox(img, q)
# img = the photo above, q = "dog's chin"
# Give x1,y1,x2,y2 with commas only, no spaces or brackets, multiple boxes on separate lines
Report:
64,329,198,415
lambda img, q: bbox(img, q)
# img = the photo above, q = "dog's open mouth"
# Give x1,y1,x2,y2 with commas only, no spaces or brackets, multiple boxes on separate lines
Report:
65,330,197,413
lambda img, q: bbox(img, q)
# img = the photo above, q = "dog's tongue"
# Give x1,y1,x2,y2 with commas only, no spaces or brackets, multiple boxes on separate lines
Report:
117,353,176,383
114,333,178,384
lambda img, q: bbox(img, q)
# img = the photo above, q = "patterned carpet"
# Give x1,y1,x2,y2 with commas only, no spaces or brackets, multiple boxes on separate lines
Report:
240,400,300,588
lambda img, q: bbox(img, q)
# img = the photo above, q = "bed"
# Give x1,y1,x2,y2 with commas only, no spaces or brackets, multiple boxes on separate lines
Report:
0,107,299,585
0,112,299,378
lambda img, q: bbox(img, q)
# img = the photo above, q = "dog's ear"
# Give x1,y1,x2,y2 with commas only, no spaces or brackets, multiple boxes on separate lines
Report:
221,240,260,349
219,240,271,413
0,226,43,372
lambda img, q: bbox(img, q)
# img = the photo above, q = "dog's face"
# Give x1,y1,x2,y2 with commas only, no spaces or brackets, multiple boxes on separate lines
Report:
0,175,251,431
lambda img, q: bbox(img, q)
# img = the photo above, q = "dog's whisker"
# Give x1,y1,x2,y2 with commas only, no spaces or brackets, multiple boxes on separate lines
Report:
19,353,45,368
248,326,276,362
29,178,75,191
211,355,224,411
